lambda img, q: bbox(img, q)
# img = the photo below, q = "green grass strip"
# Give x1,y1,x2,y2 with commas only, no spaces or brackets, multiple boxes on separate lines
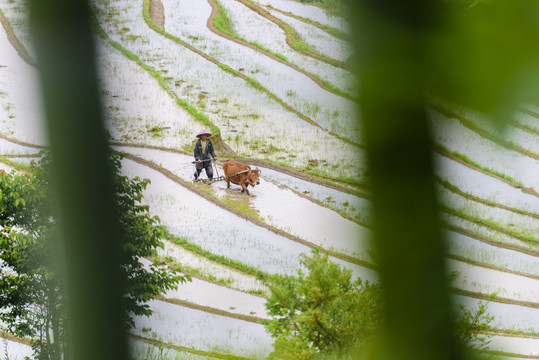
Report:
513,120,539,137
211,0,357,102
164,232,270,281
237,0,347,70
485,328,539,339
213,0,290,62
513,108,539,136
265,4,349,42
441,205,539,246
312,72,355,100
91,11,221,137
225,153,368,190
286,0,349,18
0,156,36,172
141,0,361,147
434,143,524,187
430,101,539,162
480,349,539,360
519,107,539,130
213,0,235,36
436,177,539,220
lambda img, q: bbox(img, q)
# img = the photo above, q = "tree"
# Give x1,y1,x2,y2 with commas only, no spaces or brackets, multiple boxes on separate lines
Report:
264,252,494,359
0,153,186,359
264,250,381,359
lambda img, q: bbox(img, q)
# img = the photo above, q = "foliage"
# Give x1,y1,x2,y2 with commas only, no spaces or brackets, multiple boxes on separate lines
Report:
264,250,381,359
213,0,236,37
453,302,494,351
0,153,186,359
265,251,496,359
297,0,348,17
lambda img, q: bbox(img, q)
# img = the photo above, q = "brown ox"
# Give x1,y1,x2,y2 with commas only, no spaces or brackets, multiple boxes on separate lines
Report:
222,160,260,196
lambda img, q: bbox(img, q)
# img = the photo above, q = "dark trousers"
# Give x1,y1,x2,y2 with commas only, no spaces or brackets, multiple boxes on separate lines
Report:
195,161,213,180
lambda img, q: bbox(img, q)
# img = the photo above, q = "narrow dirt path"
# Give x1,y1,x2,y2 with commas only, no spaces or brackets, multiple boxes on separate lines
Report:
452,287,539,309
0,8,35,66
432,102,539,163
205,0,354,101
437,177,539,220
126,153,376,270
263,4,349,42
4,133,538,265
447,253,539,281
0,133,46,149
157,297,264,324
0,331,31,346
233,0,347,70
112,140,365,195
148,0,165,28
445,223,539,258
434,147,539,199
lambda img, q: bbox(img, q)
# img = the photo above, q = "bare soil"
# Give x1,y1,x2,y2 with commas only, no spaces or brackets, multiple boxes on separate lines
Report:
149,0,165,28
0,9,36,66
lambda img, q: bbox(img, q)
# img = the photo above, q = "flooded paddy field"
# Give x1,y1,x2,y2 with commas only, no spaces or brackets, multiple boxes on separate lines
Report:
120,157,378,281
1,0,538,357
133,300,273,359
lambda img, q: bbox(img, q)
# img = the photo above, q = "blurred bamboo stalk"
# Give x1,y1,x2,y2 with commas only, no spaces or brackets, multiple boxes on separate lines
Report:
27,0,128,359
352,1,461,358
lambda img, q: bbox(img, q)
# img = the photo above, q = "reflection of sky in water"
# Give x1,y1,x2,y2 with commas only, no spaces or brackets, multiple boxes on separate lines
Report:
447,259,539,304
454,295,539,333
435,154,539,225
133,300,272,359
116,146,373,261
0,138,39,155
129,340,212,360
431,111,539,192
121,158,377,282
258,165,371,222
439,187,538,239
445,230,539,276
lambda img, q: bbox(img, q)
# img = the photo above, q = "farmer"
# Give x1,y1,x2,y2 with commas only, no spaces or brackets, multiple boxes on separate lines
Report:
194,129,217,180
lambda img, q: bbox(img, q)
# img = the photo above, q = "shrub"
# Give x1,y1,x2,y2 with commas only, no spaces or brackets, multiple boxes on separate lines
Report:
264,250,381,359
0,152,186,359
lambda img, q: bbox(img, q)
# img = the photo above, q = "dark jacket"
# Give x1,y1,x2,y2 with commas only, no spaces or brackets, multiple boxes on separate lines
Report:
194,138,216,161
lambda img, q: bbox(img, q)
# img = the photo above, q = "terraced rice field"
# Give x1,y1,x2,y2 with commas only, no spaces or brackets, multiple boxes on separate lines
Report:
1,0,539,358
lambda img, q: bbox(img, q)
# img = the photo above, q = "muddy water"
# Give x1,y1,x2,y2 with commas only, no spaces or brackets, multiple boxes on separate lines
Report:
210,176,371,259
116,146,373,261
133,299,273,359
120,157,378,281
117,145,538,280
